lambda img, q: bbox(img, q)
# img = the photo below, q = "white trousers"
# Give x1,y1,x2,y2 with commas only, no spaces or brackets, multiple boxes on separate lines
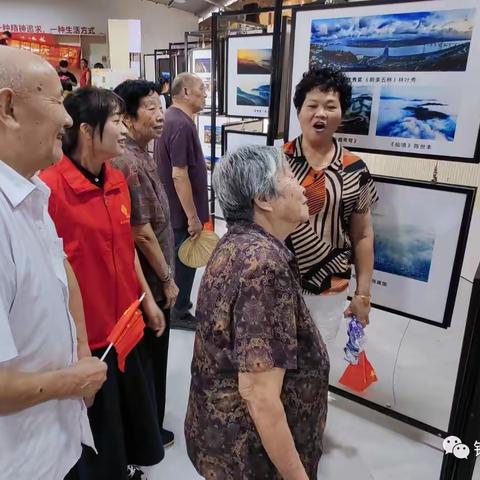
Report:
303,293,348,355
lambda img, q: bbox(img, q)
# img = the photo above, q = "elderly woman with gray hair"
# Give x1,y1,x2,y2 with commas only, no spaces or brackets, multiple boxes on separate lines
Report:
184,146,330,480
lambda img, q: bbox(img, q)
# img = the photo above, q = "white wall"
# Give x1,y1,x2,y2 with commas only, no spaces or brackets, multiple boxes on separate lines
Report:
0,0,199,54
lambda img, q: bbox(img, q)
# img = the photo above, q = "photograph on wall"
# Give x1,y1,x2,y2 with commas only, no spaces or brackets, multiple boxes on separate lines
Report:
288,0,480,162
309,9,474,73
227,34,273,117
376,86,457,142
237,48,272,74
197,114,234,162
237,79,271,107
195,57,211,74
337,85,373,136
204,125,222,146
349,176,475,328
190,48,212,108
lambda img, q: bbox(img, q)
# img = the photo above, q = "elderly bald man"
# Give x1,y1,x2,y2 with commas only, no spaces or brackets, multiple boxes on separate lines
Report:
0,47,107,480
154,73,209,330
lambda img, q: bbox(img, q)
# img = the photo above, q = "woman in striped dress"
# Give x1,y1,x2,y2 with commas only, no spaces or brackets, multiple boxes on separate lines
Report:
284,68,378,354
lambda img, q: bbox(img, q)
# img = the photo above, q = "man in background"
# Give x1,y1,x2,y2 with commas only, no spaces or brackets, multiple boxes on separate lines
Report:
154,73,208,330
0,31,12,46
58,59,77,93
0,47,106,480
158,75,172,110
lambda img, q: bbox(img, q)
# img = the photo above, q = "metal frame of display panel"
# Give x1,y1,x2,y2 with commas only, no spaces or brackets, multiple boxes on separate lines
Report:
440,263,480,478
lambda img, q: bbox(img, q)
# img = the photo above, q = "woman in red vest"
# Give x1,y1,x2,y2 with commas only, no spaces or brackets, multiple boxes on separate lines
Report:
79,58,92,87
41,87,165,480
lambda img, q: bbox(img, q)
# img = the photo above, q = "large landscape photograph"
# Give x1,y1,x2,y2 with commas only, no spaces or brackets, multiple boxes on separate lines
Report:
309,8,475,72
376,86,458,141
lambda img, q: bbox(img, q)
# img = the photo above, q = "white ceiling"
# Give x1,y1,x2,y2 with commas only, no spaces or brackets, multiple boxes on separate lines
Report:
143,0,226,16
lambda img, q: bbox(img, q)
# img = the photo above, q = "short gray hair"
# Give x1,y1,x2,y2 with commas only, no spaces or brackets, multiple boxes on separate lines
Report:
212,145,286,222
171,72,199,97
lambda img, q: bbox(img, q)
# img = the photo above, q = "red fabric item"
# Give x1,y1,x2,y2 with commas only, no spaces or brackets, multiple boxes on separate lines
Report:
107,299,145,372
40,156,142,350
339,351,378,392
203,216,214,232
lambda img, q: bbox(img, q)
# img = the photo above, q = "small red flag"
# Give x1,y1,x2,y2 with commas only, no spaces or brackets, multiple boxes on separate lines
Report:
106,297,146,372
339,351,378,393
203,216,215,232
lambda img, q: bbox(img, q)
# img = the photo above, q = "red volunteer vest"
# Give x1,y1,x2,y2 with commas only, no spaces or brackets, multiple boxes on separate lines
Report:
40,155,141,350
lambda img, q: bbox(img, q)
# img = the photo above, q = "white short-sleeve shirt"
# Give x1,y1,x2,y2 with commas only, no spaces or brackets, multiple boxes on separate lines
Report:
0,160,94,480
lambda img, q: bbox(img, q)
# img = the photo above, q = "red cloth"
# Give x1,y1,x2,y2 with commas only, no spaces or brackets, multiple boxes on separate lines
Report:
339,351,378,392
107,298,145,372
40,156,142,349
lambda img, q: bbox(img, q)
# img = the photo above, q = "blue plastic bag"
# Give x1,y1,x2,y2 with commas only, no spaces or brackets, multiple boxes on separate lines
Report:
344,315,365,365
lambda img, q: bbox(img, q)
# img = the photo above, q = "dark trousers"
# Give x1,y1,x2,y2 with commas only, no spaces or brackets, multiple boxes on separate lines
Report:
65,345,164,480
173,227,197,315
142,309,171,429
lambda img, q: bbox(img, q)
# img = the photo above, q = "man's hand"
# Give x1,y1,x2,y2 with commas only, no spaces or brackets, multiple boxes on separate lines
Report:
188,214,203,239
67,357,107,401
162,277,179,310
344,296,370,327
143,299,166,337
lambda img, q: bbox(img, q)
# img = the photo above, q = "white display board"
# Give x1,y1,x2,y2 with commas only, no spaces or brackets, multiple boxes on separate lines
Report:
226,34,273,118
197,114,233,160
224,131,284,154
288,0,480,162
348,177,474,328
190,48,212,108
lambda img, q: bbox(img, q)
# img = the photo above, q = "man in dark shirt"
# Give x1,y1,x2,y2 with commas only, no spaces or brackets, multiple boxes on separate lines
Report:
154,73,208,329
58,60,77,93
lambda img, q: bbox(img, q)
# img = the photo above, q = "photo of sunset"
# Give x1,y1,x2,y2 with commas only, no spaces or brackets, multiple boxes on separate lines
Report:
237,48,272,74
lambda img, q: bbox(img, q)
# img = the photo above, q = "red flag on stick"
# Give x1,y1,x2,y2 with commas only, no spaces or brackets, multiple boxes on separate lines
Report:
339,351,378,393
101,293,146,372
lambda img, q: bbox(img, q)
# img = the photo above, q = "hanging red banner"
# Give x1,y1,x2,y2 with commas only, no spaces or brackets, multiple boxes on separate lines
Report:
11,32,57,45
9,39,81,69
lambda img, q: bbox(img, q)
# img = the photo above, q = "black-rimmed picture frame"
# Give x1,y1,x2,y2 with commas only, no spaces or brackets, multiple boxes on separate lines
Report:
351,176,476,329
189,48,213,109
285,0,480,163
226,33,273,118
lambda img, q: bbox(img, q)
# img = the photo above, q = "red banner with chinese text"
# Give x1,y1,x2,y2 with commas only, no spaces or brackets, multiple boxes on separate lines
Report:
9,39,81,69
11,32,57,44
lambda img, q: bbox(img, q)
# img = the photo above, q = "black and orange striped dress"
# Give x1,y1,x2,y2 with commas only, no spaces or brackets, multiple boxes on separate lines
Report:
283,136,378,297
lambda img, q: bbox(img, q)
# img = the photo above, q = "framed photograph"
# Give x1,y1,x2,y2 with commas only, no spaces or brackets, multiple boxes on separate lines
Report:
224,130,269,153
190,48,212,107
287,0,480,162
349,176,475,328
190,48,211,75
226,34,273,118
197,114,234,168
